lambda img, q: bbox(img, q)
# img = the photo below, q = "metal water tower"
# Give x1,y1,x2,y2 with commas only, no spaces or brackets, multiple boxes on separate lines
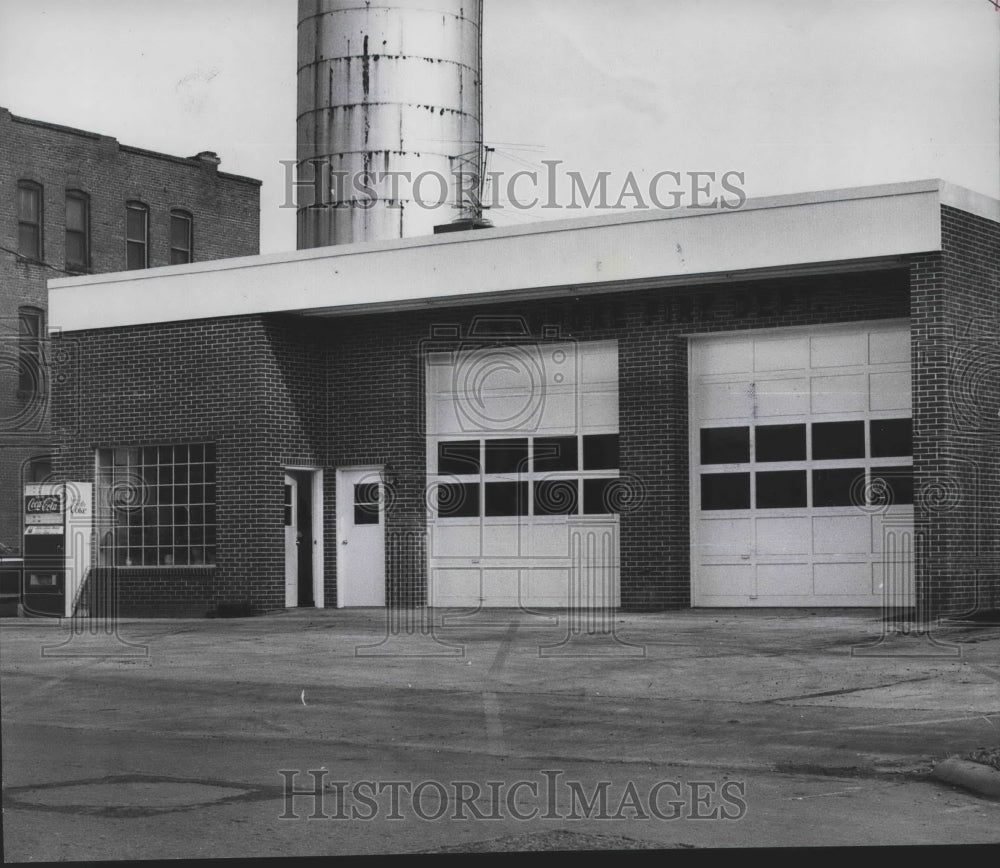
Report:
297,0,485,248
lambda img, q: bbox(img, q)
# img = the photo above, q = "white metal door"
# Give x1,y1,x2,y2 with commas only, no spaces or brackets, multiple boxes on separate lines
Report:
690,321,914,607
426,339,620,608
284,473,298,608
337,467,386,607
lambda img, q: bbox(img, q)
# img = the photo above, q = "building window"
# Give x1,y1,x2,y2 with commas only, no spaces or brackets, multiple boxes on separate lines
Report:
65,191,90,272
432,433,620,518
699,417,912,511
170,210,193,264
17,181,43,260
97,444,216,566
125,201,149,270
24,455,53,485
17,306,44,397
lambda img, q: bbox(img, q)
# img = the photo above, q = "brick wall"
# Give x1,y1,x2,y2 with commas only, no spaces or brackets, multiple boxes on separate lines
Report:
0,107,261,555
53,267,910,615
911,206,1000,617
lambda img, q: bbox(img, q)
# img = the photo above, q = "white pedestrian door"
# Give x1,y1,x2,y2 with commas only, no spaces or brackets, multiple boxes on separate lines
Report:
284,473,298,608
337,468,386,607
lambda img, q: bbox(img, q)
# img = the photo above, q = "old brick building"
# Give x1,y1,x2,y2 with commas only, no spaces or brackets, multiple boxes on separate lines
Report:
45,180,1000,619
0,107,261,556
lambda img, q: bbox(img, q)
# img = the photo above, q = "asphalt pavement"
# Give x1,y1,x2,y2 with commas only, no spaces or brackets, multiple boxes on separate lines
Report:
1,608,998,858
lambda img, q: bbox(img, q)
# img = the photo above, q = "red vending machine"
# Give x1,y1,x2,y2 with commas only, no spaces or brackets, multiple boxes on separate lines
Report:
22,482,92,617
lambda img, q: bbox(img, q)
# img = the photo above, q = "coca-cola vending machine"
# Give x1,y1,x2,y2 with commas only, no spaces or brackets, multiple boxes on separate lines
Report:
23,482,92,617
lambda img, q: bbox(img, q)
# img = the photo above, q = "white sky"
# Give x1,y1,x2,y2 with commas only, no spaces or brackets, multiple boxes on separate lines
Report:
1,0,997,254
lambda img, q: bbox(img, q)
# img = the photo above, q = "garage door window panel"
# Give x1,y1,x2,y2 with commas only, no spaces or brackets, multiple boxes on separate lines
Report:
813,468,865,507
756,470,807,509
871,466,913,506
755,424,806,463
533,437,579,472
438,441,481,475
701,473,751,511
871,419,912,458
484,439,529,474
485,481,528,517
701,427,750,465
437,482,480,518
812,421,865,460
583,434,619,470
535,479,580,515
584,478,621,515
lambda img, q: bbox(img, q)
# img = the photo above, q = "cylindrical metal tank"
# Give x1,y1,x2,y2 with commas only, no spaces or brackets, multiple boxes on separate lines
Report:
297,0,483,248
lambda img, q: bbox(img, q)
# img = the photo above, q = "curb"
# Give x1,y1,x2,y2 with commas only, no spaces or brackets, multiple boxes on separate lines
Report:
931,757,1000,799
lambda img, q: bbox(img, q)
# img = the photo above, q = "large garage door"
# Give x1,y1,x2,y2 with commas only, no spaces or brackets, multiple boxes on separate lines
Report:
426,339,619,608
690,321,913,607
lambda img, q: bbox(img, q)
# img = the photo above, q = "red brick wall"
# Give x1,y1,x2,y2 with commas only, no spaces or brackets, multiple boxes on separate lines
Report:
912,206,1000,617
0,107,260,555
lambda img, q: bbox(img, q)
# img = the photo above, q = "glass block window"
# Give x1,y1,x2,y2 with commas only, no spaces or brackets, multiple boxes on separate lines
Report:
97,443,216,566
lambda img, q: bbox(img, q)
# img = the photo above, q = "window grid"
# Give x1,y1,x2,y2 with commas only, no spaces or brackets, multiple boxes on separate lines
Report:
699,418,913,511
97,444,216,566
433,434,619,518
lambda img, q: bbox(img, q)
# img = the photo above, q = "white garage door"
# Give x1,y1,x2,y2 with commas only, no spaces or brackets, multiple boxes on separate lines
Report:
690,321,913,607
426,339,620,609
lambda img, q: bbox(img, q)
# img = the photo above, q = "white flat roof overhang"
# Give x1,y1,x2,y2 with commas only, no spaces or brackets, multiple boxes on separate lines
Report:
47,180,999,332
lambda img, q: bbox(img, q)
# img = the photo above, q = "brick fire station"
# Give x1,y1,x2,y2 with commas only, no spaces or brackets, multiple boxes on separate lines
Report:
45,179,999,618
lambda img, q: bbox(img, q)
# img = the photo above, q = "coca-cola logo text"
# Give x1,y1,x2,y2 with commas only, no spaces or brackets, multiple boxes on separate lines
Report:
25,496,63,514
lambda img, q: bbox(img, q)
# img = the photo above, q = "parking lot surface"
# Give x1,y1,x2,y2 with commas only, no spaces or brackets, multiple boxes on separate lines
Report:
2,608,999,858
